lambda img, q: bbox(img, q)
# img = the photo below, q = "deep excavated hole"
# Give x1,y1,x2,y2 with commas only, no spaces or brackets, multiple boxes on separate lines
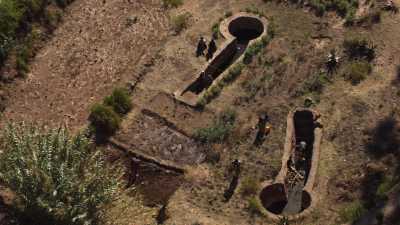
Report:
183,16,264,95
260,184,312,215
292,110,315,184
260,110,316,216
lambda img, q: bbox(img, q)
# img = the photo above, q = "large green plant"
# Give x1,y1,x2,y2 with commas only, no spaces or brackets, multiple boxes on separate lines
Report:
103,87,132,115
0,123,121,225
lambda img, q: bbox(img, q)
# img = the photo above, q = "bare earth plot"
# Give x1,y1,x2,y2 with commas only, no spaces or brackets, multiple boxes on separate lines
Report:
1,0,169,131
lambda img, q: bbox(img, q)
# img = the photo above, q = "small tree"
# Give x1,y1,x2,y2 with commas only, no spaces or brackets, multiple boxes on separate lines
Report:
89,103,121,138
103,87,132,115
0,123,121,225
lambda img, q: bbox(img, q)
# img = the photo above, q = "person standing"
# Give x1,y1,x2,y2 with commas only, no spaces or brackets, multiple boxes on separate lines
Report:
196,36,207,57
206,38,217,61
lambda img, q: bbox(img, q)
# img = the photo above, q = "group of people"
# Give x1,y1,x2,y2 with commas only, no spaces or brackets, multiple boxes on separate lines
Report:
196,36,217,61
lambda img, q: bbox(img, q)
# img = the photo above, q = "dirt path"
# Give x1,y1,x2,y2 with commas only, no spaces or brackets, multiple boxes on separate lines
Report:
1,0,169,131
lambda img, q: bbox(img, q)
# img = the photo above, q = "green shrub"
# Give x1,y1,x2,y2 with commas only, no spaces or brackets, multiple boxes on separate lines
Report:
162,0,183,8
89,103,121,137
339,201,366,223
240,176,260,196
0,123,120,225
104,87,132,115
194,109,236,143
171,13,190,34
344,60,372,85
211,22,220,39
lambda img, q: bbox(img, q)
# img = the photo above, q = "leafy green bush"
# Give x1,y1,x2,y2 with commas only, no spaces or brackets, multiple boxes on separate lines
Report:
104,87,132,115
0,123,120,225
89,103,121,137
162,0,183,8
240,176,260,196
194,109,236,143
171,13,190,34
339,201,366,223
344,60,372,85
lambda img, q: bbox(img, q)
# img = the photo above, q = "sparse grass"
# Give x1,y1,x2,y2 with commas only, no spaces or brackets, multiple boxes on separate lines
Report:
210,11,233,39
339,201,366,223
343,36,375,61
162,0,183,8
194,109,236,143
356,9,381,26
375,176,396,201
241,72,270,100
243,36,270,64
300,72,331,95
240,176,260,196
171,13,190,34
244,4,266,17
104,87,132,116
247,196,262,215
344,60,372,85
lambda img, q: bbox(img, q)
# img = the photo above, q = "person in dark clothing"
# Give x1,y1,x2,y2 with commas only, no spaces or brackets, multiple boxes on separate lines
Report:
127,159,139,187
196,37,207,57
254,113,270,146
206,38,217,61
223,159,241,202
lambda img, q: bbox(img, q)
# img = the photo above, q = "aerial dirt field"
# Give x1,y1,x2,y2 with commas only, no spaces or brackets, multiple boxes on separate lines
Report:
0,0,400,224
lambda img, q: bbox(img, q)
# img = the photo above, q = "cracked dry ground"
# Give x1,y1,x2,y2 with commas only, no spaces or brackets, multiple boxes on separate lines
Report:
1,0,168,131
